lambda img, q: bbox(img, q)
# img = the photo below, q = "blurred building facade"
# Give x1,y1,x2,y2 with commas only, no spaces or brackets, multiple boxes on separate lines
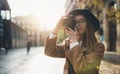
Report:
65,0,120,52
12,16,41,47
0,0,28,49
10,21,27,48
0,0,41,49
0,0,12,49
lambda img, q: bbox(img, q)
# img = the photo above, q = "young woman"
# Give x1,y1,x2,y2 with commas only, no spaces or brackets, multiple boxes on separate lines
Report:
44,9,105,74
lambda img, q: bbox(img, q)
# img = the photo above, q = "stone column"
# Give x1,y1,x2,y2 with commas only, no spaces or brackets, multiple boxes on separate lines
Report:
116,0,120,52
103,1,117,51
103,7,109,51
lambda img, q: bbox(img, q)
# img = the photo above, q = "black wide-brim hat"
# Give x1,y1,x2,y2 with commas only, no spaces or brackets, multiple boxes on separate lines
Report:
68,9,100,32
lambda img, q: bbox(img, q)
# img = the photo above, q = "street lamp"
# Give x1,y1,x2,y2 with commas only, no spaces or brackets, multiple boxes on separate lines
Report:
1,10,11,20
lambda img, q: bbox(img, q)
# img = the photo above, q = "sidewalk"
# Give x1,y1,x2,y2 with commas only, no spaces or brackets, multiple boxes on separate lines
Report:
100,51,120,74
117,42,120,53
0,47,43,74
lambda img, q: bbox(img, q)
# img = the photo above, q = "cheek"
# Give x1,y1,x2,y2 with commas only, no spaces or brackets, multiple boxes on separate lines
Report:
81,24,87,32
78,28,85,35
77,24,86,35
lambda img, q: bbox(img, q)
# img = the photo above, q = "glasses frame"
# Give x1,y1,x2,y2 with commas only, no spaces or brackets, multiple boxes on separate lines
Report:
75,19,86,26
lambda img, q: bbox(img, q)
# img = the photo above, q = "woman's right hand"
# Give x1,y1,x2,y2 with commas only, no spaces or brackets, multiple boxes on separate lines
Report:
65,27,79,43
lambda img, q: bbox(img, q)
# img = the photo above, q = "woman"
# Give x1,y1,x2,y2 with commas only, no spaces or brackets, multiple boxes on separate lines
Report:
44,9,105,74
27,41,31,54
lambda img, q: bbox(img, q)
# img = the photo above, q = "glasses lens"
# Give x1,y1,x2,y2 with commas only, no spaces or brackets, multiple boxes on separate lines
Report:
76,19,86,26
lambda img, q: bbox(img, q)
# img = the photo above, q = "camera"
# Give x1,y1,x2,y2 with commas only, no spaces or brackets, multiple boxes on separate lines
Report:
63,15,76,30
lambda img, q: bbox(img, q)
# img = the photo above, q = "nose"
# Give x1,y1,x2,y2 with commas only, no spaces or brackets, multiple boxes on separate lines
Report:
76,23,81,27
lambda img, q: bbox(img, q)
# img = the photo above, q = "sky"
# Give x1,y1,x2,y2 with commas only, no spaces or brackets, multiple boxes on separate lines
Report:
8,0,66,30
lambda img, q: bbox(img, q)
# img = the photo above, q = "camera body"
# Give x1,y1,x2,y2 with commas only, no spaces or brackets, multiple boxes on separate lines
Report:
63,15,76,30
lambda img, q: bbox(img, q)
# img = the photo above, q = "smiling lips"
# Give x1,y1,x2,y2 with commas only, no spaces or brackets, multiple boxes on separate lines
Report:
77,26,82,32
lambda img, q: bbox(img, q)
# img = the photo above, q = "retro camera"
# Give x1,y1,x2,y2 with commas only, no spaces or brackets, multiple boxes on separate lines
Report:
63,15,76,30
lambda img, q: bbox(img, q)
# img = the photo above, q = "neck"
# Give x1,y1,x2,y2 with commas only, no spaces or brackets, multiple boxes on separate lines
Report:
78,35,83,42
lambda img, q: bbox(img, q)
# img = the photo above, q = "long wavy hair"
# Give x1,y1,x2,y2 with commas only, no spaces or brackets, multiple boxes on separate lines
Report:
81,20,98,52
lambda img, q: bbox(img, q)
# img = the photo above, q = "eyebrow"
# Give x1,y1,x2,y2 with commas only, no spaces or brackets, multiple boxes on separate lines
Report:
76,19,86,22
74,17,85,22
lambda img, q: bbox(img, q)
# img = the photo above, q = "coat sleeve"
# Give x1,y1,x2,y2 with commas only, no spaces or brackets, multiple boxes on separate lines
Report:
65,43,105,73
44,36,65,58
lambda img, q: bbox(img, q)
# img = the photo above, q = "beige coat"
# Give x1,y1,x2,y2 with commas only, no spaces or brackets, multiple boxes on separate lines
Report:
45,37,105,74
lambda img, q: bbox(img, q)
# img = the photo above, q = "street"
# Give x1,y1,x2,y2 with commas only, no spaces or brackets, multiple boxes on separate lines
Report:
0,47,65,74
0,47,120,74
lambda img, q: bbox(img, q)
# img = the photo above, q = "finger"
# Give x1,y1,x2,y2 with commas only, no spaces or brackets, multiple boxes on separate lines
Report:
74,28,78,35
65,28,71,34
75,27,77,32
74,27,79,38
67,27,75,33
67,27,78,37
65,31,71,36
65,29,71,35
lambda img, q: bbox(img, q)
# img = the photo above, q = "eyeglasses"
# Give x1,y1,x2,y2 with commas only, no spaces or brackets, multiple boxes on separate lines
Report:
75,19,86,26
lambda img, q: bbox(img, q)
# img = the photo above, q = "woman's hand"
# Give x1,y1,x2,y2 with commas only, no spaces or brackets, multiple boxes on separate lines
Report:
52,16,67,34
65,27,79,43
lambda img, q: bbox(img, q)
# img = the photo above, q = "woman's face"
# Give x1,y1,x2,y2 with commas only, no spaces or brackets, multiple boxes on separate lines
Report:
74,15,87,35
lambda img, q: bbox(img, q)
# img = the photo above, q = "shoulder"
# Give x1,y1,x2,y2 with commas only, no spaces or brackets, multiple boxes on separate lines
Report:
95,42,105,52
96,42,104,47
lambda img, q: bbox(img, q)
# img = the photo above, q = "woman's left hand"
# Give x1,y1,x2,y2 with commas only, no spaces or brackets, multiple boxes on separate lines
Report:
65,27,79,43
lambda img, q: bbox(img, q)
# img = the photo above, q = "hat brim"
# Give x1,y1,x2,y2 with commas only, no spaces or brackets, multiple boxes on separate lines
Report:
68,9,100,31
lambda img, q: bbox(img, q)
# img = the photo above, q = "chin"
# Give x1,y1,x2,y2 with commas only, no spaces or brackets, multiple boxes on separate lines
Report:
78,31,84,35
